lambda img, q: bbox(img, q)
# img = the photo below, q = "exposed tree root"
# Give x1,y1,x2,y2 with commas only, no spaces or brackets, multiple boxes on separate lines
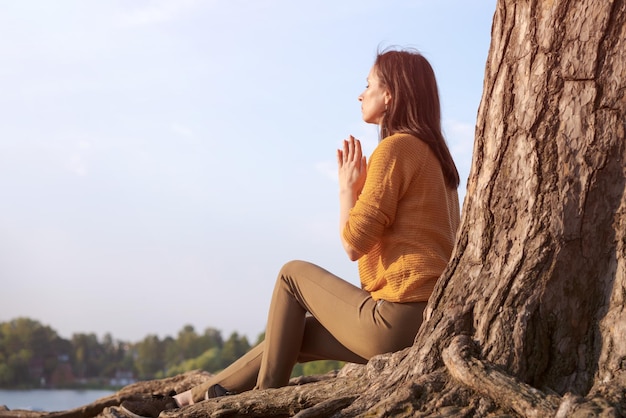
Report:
155,372,365,418
442,334,625,417
442,335,560,417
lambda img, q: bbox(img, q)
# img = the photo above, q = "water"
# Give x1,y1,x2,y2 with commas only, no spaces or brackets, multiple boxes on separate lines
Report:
0,389,115,412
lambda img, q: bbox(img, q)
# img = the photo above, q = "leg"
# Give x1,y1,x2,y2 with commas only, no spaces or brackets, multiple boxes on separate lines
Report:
190,259,426,402
188,340,263,402
188,260,366,401
187,323,366,403
257,260,426,388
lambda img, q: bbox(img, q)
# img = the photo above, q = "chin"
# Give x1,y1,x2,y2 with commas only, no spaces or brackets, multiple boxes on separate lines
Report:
362,113,382,125
362,115,375,124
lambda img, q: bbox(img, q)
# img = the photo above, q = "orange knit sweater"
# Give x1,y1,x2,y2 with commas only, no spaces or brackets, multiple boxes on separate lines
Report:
342,133,460,302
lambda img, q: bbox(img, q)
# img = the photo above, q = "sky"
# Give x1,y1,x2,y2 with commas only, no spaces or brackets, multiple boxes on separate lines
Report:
0,0,496,343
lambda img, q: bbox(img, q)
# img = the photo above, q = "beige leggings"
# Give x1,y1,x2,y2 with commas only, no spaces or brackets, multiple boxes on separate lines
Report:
190,260,427,402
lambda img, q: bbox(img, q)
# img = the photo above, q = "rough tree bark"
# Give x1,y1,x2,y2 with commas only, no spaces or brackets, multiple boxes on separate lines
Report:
2,0,624,417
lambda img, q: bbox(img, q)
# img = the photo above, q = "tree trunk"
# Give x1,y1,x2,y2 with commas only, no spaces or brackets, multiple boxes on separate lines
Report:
3,1,624,417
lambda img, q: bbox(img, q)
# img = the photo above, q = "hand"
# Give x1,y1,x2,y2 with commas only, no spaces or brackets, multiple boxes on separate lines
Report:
337,135,367,261
337,135,367,198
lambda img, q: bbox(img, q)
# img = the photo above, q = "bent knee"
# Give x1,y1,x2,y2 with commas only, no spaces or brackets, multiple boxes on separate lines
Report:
279,259,310,276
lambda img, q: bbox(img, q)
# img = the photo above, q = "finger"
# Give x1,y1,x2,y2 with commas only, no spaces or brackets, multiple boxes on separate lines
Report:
353,138,362,161
337,149,343,167
343,139,350,161
347,137,357,160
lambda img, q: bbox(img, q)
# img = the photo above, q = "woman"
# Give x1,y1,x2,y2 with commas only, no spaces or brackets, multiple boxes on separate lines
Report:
121,47,460,417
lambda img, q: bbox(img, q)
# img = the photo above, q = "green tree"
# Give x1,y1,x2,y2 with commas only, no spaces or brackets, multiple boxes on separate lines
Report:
99,333,132,378
290,360,345,378
220,332,251,369
71,333,105,379
176,325,199,360
5,349,32,387
0,318,64,387
0,355,13,387
163,347,222,377
301,360,344,376
198,327,223,352
134,334,165,380
162,336,179,371
177,326,224,358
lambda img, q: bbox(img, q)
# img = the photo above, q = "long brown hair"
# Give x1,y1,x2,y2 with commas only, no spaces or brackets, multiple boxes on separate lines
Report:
375,47,460,188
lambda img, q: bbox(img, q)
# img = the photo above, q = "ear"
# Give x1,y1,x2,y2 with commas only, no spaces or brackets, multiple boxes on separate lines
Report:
384,90,392,106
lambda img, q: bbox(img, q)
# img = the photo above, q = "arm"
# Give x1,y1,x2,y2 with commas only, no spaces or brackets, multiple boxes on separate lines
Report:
337,135,367,261
341,134,418,263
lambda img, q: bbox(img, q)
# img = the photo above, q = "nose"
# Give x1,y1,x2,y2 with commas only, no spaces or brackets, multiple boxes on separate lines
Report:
358,95,363,102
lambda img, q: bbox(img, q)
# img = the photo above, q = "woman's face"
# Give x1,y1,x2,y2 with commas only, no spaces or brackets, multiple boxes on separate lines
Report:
358,66,390,125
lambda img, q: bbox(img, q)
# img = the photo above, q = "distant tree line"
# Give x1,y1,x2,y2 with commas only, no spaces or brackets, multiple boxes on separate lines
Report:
0,317,344,389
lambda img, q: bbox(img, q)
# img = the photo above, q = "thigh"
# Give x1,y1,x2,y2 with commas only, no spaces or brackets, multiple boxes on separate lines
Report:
298,316,368,364
281,260,425,360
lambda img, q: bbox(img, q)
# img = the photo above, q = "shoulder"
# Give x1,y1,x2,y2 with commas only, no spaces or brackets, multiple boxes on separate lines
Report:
373,133,431,162
376,133,429,153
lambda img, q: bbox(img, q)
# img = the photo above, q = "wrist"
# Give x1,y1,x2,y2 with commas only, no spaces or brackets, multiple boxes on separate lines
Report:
339,189,358,204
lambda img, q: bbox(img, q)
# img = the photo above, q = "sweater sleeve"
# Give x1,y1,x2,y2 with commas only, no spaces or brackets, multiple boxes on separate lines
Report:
342,134,424,255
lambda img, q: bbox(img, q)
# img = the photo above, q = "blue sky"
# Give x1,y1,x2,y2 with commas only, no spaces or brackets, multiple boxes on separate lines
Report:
0,0,495,343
